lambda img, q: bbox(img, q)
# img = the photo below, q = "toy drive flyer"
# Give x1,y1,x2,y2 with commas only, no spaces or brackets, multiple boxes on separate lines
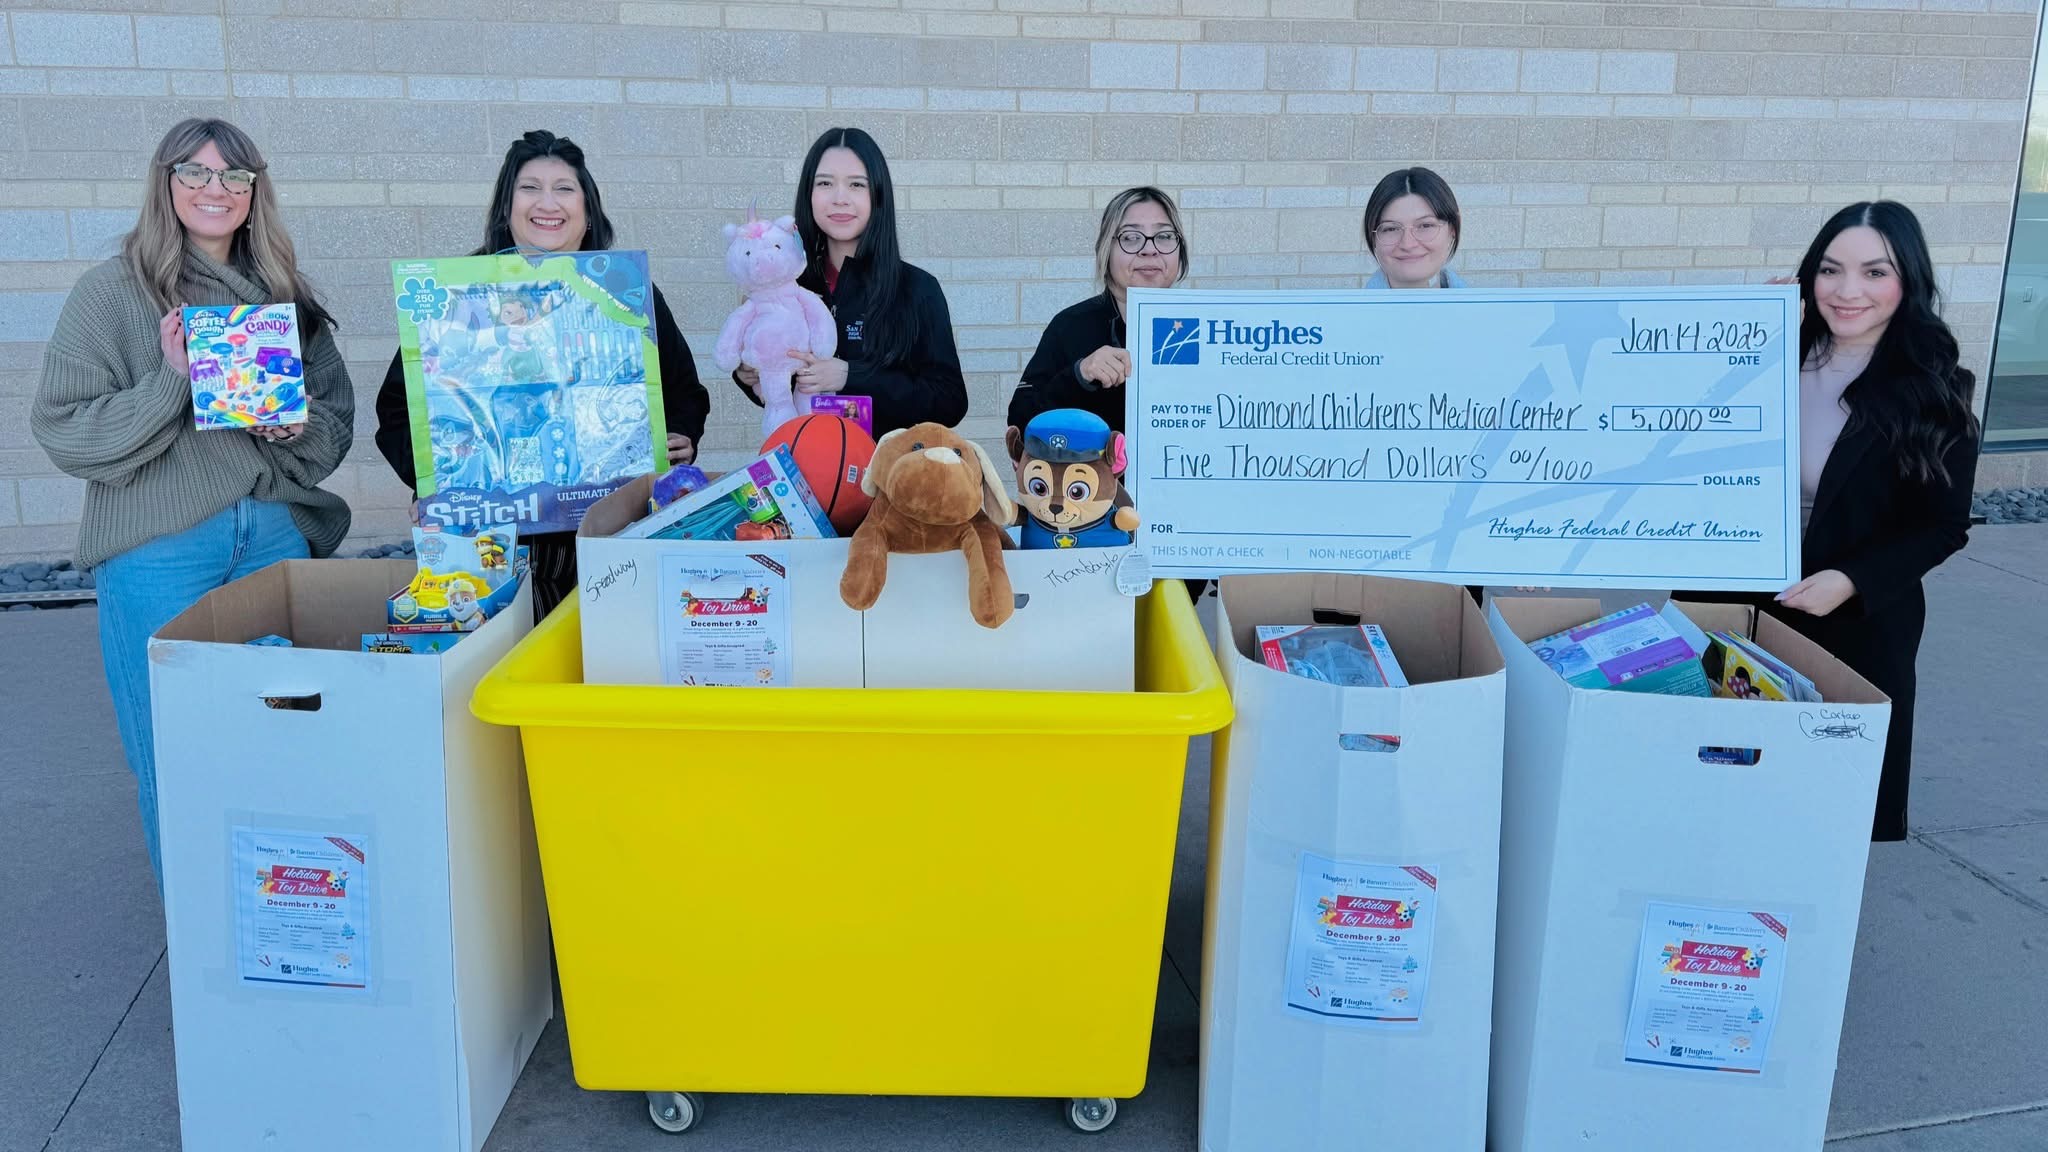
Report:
1283,854,1440,1027
233,827,372,993
1623,900,1789,1074
392,249,668,534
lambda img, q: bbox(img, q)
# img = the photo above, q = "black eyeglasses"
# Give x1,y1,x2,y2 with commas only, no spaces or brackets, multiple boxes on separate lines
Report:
1115,228,1179,255
171,162,257,195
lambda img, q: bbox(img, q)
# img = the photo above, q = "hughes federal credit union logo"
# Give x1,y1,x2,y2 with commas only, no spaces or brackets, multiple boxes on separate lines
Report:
1151,315,1374,368
1152,317,1203,364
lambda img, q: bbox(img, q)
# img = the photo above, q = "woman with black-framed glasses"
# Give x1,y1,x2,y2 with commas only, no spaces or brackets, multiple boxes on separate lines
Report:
1363,167,1466,290
1006,186,1189,437
33,117,354,887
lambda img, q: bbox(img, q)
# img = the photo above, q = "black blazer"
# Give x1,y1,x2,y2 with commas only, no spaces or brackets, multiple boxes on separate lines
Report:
731,254,967,437
1007,290,1126,434
372,283,709,496
1801,414,1977,627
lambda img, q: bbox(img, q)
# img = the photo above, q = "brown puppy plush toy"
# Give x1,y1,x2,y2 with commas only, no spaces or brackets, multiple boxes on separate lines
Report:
839,422,1018,629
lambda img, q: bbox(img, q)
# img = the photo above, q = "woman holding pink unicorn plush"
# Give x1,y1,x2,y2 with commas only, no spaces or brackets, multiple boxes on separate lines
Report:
731,127,968,439
715,214,838,438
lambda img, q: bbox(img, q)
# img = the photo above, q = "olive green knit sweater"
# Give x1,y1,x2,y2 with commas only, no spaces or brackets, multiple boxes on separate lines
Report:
32,249,354,569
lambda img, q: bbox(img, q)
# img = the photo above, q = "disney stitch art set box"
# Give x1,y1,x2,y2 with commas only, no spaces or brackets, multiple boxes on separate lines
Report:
184,304,306,429
391,250,668,534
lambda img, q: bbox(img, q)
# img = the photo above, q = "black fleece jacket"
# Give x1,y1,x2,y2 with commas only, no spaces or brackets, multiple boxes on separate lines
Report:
730,254,967,437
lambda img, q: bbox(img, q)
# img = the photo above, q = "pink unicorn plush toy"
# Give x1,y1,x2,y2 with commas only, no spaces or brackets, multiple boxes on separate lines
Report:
713,214,838,438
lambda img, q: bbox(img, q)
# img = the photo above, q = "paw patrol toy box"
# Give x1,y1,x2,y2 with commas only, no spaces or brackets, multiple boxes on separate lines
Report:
184,303,306,429
387,523,525,632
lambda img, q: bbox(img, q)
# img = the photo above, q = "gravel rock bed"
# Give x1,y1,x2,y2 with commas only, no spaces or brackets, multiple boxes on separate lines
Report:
0,541,415,611
1972,487,2048,525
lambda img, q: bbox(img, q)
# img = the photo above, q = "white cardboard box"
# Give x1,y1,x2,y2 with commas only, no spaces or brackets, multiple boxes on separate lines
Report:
860,543,1135,691
1202,575,1506,1152
576,474,1135,691
1485,597,1892,1152
150,560,551,1152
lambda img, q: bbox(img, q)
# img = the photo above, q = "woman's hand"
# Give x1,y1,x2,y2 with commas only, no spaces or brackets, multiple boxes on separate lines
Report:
247,423,305,444
790,349,849,395
735,365,760,397
1079,345,1132,388
666,433,696,466
1776,569,1855,617
160,309,190,376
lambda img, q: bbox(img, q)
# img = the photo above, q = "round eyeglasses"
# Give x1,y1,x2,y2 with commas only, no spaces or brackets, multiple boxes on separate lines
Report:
171,162,258,196
1373,218,1447,245
1115,228,1179,255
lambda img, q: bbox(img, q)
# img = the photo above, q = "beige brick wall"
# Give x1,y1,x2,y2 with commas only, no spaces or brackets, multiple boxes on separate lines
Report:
0,0,2037,560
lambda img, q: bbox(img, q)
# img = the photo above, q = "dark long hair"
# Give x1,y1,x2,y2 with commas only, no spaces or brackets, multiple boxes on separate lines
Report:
478,131,616,256
1362,166,1461,257
1796,201,1978,485
794,127,913,364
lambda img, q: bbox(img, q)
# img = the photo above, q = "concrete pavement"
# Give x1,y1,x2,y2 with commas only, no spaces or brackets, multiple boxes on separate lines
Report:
3,527,2044,1151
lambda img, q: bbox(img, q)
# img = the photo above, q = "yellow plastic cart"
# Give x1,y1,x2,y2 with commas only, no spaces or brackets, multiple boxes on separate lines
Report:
470,580,1229,1135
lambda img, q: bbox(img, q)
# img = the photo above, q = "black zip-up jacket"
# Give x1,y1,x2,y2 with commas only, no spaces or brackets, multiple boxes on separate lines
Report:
731,254,968,437
372,283,709,496
1006,290,1126,434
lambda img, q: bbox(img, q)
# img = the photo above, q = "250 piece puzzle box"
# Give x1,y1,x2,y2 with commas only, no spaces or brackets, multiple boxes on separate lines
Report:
392,249,669,534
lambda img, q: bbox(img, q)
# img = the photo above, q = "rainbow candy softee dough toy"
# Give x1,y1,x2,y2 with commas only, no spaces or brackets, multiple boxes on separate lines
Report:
184,303,307,430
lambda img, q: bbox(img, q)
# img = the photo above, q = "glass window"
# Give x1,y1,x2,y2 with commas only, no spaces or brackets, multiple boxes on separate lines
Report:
1987,29,2048,445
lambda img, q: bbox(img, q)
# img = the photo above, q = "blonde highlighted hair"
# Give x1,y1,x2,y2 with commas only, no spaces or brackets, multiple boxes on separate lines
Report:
123,118,331,332
1093,186,1189,291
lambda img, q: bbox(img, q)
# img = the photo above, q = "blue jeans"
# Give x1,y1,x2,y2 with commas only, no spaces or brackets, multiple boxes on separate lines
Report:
95,498,309,886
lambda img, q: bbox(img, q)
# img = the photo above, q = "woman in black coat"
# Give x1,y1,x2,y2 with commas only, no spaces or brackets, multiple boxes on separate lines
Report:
1753,201,1979,842
733,127,967,436
372,131,710,618
1006,185,1189,435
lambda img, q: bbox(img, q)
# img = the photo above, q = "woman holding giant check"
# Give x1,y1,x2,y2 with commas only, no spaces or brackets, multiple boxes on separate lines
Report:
1006,186,1190,436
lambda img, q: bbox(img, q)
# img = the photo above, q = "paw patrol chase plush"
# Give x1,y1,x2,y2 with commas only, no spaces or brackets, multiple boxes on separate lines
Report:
1004,408,1140,549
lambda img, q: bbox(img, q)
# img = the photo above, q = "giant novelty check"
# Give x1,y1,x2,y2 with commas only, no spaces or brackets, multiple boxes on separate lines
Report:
1123,286,1801,591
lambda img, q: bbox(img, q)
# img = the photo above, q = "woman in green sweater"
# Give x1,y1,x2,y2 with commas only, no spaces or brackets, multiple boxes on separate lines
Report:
32,118,354,885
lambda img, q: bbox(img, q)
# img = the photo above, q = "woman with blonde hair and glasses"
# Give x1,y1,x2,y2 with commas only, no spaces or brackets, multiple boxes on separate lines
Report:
33,118,354,885
1363,167,1466,290
1006,185,1189,435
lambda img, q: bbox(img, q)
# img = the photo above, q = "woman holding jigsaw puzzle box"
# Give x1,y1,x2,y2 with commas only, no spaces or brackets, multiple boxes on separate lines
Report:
32,117,356,887
371,129,713,619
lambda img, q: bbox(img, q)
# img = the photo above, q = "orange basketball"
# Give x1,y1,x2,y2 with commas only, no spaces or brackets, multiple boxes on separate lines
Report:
762,414,875,534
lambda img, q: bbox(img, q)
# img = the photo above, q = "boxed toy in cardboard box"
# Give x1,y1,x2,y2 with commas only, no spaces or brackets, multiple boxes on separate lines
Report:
388,525,527,632
618,446,835,542
392,250,668,534
1255,623,1408,688
184,303,306,429
1526,602,1711,697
